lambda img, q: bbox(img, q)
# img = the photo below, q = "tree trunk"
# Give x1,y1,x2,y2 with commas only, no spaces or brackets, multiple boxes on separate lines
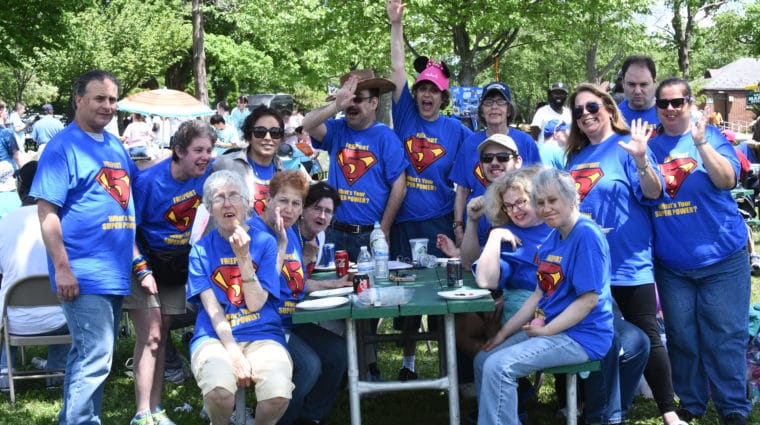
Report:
192,0,208,105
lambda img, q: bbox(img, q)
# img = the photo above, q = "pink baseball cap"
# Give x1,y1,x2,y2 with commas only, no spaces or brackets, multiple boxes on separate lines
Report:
722,129,736,142
413,60,449,92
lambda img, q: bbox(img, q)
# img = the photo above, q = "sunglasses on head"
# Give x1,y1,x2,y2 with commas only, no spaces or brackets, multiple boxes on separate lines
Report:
572,102,602,119
480,152,516,164
252,126,284,139
655,96,690,109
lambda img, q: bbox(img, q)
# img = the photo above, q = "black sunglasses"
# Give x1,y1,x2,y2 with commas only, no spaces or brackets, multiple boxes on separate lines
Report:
572,102,602,119
252,126,284,139
351,96,374,104
480,152,516,164
655,96,690,109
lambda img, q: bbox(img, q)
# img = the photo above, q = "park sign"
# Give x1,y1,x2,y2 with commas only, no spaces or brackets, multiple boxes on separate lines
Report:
748,91,760,106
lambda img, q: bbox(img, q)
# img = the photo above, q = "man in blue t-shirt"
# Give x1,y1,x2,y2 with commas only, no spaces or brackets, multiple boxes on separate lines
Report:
30,70,139,424
302,69,408,261
618,55,659,129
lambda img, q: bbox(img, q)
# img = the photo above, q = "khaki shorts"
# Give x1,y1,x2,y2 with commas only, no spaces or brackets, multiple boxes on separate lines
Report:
191,339,294,401
123,276,187,315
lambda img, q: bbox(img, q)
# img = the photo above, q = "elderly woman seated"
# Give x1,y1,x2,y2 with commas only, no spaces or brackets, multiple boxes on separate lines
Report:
187,170,293,425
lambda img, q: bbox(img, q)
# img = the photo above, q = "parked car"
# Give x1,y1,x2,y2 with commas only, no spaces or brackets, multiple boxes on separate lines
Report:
247,93,294,113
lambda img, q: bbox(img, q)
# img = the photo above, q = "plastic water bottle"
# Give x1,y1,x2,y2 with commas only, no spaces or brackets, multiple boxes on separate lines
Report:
373,236,389,279
369,222,384,256
357,245,375,286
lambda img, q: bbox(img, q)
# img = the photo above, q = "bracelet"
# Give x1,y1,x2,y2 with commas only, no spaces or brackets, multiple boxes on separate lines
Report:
453,221,464,229
694,139,708,147
132,255,152,279
636,162,649,176
136,270,152,282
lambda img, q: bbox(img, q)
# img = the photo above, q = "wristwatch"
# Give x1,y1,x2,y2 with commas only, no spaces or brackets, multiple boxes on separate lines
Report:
453,221,464,229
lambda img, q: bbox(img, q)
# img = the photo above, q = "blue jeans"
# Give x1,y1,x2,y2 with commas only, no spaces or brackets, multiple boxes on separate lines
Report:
0,324,71,388
583,314,649,424
655,248,752,418
390,213,454,259
59,294,123,425
474,331,589,425
325,227,371,262
128,145,148,158
280,324,347,424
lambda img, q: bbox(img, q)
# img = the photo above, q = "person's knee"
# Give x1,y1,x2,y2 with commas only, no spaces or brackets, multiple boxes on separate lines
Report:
204,387,235,412
258,396,289,416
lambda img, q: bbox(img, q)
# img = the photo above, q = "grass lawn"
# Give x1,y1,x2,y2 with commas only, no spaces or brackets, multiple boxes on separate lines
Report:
1,272,759,424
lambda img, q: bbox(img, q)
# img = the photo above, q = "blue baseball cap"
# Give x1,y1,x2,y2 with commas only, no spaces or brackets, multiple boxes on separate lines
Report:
480,81,512,102
543,119,568,138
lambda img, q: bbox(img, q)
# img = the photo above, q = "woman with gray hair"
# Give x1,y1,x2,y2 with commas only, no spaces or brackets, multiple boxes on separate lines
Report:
187,170,293,425
474,167,613,425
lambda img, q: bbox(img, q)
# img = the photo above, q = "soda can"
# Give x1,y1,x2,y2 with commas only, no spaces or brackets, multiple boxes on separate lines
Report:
353,273,371,294
335,250,350,277
321,243,336,267
447,259,463,288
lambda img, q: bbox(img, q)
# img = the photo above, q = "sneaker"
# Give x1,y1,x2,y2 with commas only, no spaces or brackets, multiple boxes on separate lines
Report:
722,413,748,425
151,408,176,425
164,366,191,385
130,410,154,425
230,407,255,425
751,254,760,276
397,367,418,381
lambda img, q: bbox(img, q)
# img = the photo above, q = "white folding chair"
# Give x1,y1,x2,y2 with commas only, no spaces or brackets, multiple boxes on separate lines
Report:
2,274,71,405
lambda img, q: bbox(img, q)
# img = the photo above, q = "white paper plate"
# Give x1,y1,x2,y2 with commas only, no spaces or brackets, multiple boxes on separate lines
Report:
296,296,350,310
388,260,413,270
310,287,354,298
436,257,457,266
314,262,356,272
437,288,491,300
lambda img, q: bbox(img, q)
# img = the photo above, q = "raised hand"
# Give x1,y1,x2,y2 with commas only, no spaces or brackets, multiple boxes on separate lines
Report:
386,0,405,23
618,118,651,161
335,76,358,112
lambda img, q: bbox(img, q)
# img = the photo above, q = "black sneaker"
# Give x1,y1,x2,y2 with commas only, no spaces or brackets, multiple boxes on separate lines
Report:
722,413,748,425
397,367,418,381
676,408,700,423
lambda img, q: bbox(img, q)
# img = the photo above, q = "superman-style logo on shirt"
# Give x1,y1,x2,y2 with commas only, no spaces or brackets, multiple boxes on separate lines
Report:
164,195,201,232
404,135,445,173
212,264,245,306
252,182,269,216
96,168,131,210
281,259,305,297
537,260,564,297
472,163,488,189
337,148,377,185
658,158,697,198
570,168,604,202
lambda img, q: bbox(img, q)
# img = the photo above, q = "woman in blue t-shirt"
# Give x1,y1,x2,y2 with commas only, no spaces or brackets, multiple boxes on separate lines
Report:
474,168,613,425
648,78,751,425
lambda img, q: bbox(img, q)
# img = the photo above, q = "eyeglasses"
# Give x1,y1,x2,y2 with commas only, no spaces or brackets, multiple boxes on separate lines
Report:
309,205,334,216
655,96,690,109
352,96,373,104
480,152,516,163
211,194,244,205
572,102,602,119
503,198,529,212
252,126,284,139
481,99,508,107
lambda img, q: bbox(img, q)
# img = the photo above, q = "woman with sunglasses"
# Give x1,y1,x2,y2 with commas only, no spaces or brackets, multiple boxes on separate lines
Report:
213,106,285,217
647,78,750,425
564,83,688,425
247,170,348,425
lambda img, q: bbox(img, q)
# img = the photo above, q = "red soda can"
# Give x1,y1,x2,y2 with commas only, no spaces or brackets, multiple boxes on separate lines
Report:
335,250,349,277
353,273,371,294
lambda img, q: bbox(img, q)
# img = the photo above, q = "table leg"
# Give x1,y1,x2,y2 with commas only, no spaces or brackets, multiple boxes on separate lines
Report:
445,313,460,425
346,317,361,425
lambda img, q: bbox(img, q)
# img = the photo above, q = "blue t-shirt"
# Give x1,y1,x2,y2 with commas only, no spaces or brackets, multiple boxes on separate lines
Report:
133,157,212,251
648,125,746,269
618,100,659,133
312,119,408,225
565,133,661,286
538,143,566,169
31,116,65,145
0,128,18,168
392,84,472,222
736,142,758,164
187,227,284,354
450,129,542,201
535,216,613,360
30,123,139,295
248,216,306,329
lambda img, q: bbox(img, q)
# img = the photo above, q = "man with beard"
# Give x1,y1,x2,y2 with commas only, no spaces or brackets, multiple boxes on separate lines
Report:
530,82,572,144
302,70,408,261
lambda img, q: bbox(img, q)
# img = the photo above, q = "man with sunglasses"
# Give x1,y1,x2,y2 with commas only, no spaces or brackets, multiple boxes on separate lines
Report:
302,69,408,262
530,82,572,144
618,55,660,128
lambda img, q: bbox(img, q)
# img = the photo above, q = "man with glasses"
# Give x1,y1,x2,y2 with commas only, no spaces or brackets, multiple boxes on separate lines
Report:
302,69,408,262
618,55,659,128
530,82,572,145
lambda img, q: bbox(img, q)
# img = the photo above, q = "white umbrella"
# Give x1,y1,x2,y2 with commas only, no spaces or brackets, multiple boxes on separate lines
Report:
117,88,214,118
